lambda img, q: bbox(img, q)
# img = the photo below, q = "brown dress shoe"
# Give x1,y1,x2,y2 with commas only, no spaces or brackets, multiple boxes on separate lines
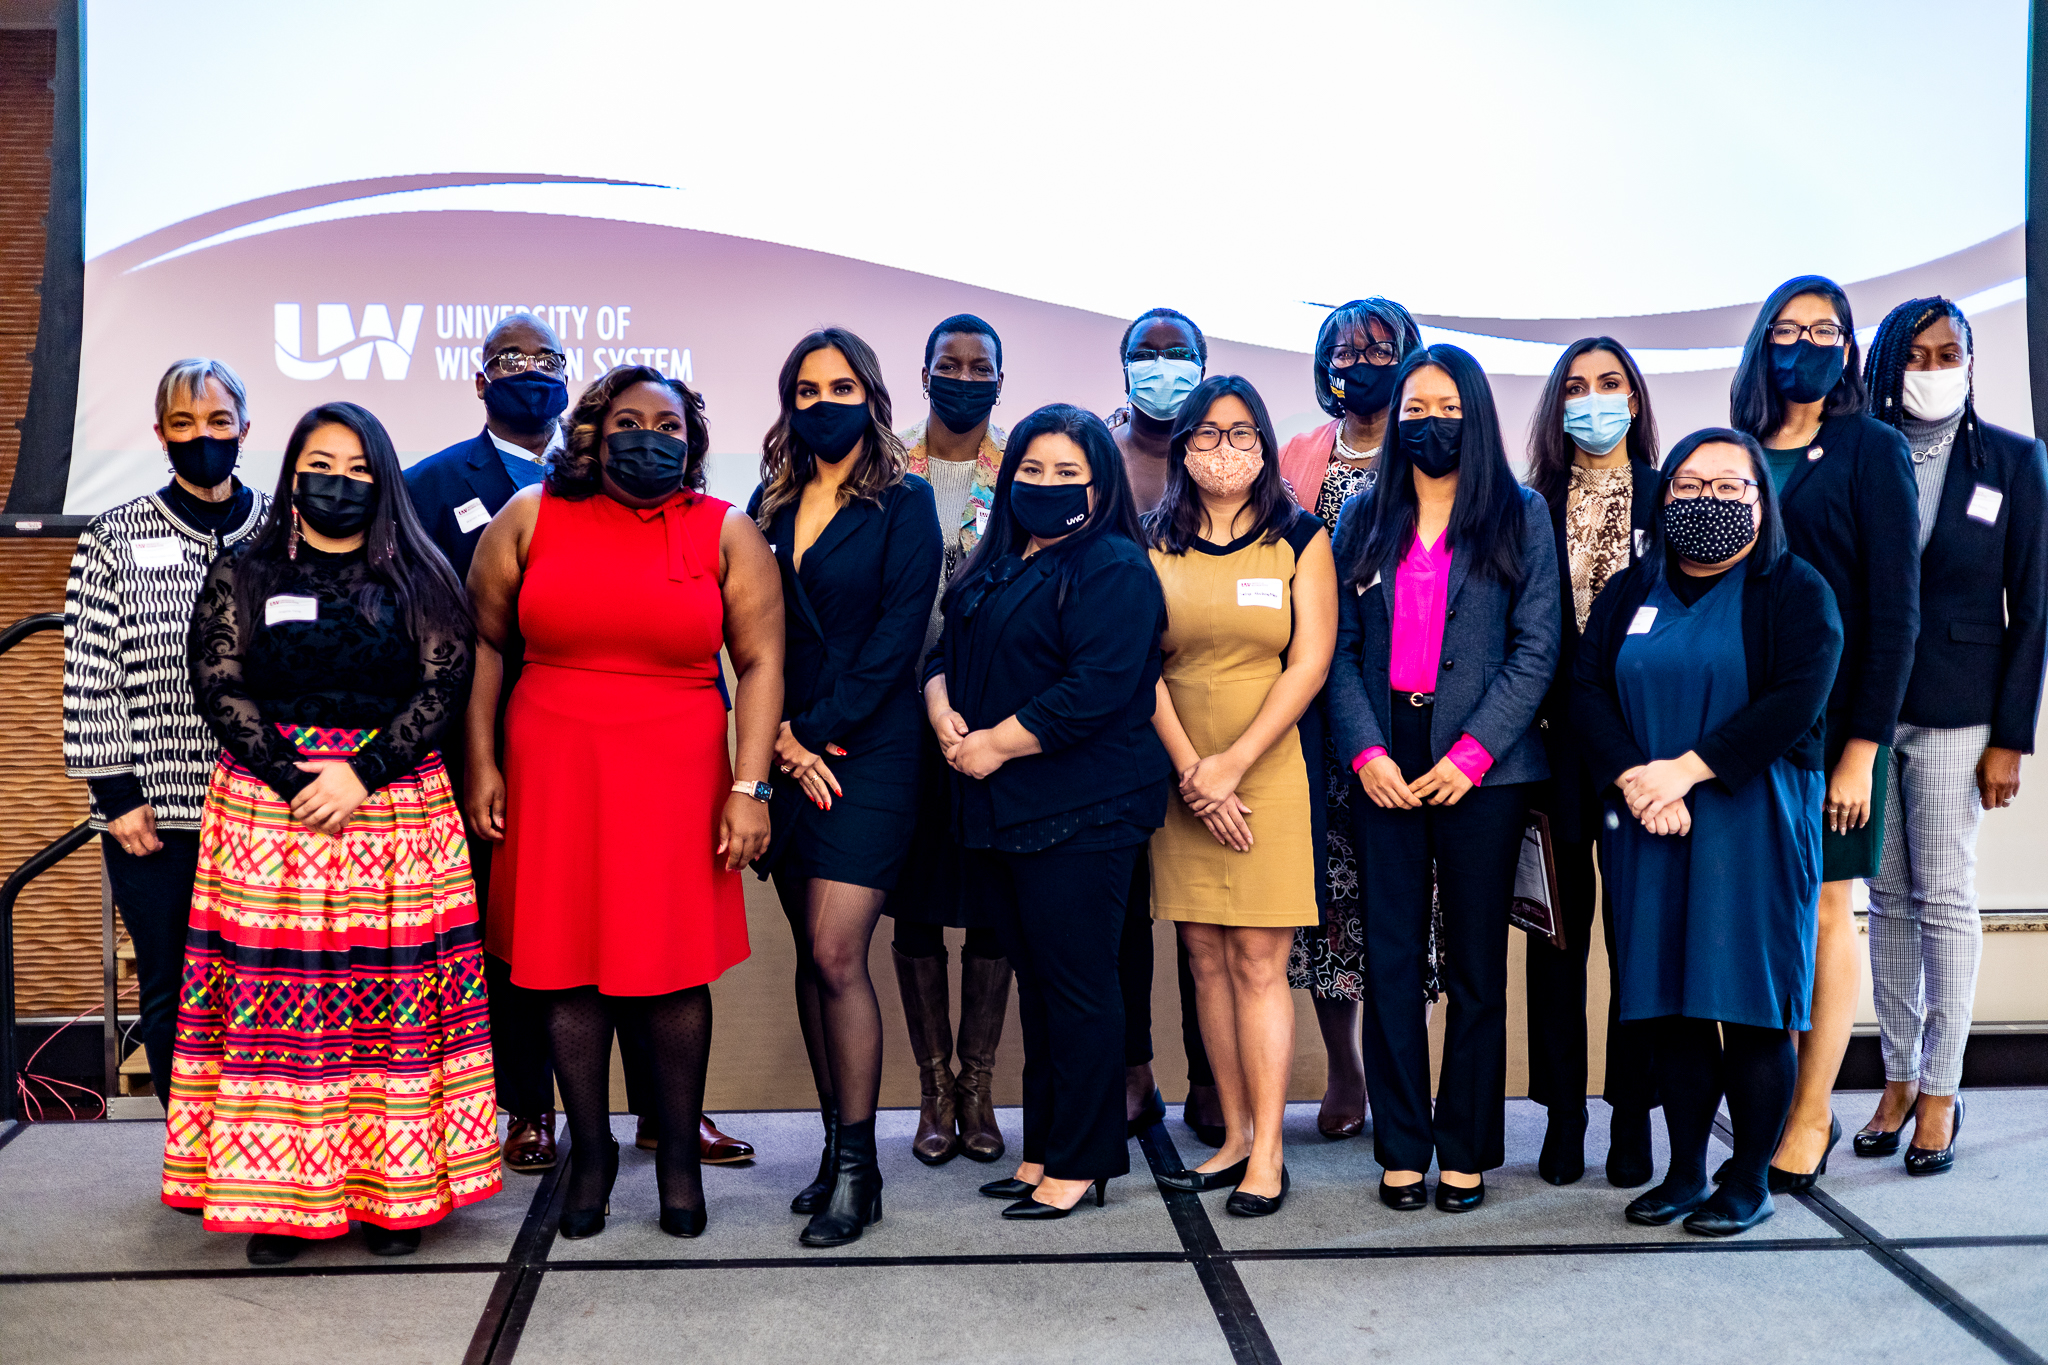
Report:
502,1112,558,1173
956,953,1012,1162
700,1116,755,1165
893,946,961,1165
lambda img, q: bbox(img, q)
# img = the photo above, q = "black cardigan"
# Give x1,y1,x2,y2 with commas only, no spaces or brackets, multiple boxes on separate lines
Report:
927,533,1170,832
1767,412,1920,753
1534,462,1661,844
1572,550,1842,797
1899,418,2048,751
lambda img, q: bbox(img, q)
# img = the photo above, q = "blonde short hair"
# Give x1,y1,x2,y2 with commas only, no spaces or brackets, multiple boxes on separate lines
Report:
154,357,249,428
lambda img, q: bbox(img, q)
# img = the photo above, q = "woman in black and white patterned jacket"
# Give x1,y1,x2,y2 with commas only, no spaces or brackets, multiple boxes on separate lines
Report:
62,357,268,1105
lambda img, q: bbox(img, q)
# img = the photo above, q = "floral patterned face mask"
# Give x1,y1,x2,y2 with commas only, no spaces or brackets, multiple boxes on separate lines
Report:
1185,445,1264,497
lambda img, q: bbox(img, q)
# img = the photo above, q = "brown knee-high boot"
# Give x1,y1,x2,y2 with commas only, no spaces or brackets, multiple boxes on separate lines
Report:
955,952,1012,1162
892,946,961,1165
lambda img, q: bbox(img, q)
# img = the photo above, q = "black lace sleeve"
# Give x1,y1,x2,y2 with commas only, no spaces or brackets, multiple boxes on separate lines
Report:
187,554,316,800
346,615,474,795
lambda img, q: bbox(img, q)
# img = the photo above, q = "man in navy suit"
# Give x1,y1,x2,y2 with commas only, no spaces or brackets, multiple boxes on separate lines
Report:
406,314,757,1172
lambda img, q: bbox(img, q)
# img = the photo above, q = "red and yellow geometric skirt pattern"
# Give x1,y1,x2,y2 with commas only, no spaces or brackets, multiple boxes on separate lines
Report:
162,726,501,1236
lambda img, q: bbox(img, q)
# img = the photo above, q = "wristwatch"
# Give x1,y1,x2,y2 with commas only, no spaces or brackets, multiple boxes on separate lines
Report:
732,780,772,802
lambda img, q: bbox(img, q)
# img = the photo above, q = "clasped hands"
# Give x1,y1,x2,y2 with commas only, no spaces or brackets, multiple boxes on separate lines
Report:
1180,752,1255,852
290,760,369,836
929,706,1009,781
1356,754,1475,810
1615,753,1712,837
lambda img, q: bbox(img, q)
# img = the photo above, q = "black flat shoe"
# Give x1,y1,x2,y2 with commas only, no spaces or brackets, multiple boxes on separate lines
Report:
1155,1156,1249,1193
980,1177,1039,1200
1003,1176,1108,1220
1904,1095,1963,1177
245,1233,303,1266
362,1225,419,1257
1605,1107,1654,1189
1539,1105,1588,1186
1434,1178,1485,1213
1128,1087,1167,1138
660,1206,708,1238
559,1135,620,1241
1378,1177,1429,1211
1683,1189,1775,1237
1225,1166,1289,1217
1767,1116,1841,1194
1625,1181,1710,1226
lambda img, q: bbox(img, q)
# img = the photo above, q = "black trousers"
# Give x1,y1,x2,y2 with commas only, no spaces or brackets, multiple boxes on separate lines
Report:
1117,851,1212,1085
1355,702,1528,1174
101,830,201,1103
1523,831,1658,1114
976,843,1136,1181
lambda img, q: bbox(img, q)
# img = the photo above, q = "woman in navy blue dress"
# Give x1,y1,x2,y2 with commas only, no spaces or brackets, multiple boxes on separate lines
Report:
1573,428,1842,1237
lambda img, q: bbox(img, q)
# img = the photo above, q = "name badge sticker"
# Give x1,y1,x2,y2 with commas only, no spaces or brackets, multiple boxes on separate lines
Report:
265,594,318,626
130,537,182,569
975,505,990,536
453,497,491,534
1237,577,1284,609
1627,605,1658,635
1632,528,1647,559
1967,484,2004,525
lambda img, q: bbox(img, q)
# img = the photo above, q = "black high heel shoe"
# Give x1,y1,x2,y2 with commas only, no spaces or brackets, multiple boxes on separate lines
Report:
1003,1176,1109,1220
1128,1087,1167,1138
1434,1176,1485,1213
1539,1105,1588,1186
1379,1176,1429,1211
656,1141,707,1238
1854,1117,1912,1158
799,1116,883,1247
1904,1095,1963,1177
1225,1166,1288,1217
791,1103,838,1215
979,1176,1038,1200
559,1135,620,1241
1154,1156,1249,1193
1767,1115,1841,1194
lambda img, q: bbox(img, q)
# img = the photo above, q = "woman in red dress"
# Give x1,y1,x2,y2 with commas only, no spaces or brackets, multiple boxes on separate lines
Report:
465,365,784,1239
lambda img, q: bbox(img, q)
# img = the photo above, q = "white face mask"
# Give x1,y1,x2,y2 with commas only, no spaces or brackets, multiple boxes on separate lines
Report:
1902,366,1969,422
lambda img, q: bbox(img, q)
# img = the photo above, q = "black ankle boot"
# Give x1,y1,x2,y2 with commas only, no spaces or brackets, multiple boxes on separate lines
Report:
1539,1105,1588,1186
1605,1107,1654,1188
799,1116,883,1247
791,1102,838,1215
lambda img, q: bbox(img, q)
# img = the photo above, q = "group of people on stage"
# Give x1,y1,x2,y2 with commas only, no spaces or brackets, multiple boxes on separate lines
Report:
62,274,2045,1265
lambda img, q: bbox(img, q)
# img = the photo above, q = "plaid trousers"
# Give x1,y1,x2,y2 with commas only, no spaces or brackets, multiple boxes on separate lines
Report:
1866,723,1992,1095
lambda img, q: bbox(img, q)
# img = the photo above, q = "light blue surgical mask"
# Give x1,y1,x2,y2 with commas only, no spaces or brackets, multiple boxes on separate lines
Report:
1562,392,1633,457
1125,357,1203,421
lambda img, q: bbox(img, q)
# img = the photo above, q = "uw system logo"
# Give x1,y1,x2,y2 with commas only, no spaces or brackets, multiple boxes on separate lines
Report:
274,303,424,380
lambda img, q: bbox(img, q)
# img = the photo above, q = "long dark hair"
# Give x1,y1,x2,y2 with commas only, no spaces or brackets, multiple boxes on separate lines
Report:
237,402,470,645
1730,274,1868,439
1525,337,1661,508
1311,297,1422,419
1146,376,1298,554
1865,295,1984,471
1342,345,1528,590
755,327,906,529
944,403,1142,612
1638,427,1789,591
548,364,710,500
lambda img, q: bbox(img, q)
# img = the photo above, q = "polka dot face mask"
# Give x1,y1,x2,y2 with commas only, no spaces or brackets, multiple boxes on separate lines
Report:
1660,495,1756,565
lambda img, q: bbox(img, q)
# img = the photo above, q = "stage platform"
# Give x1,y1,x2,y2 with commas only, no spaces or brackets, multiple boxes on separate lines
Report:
3,1091,2044,1364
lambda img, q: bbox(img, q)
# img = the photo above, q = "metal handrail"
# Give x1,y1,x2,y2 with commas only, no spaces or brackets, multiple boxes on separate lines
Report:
1,613,89,1121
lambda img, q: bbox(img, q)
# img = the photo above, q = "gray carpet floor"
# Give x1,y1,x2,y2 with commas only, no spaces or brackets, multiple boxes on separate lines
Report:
3,1091,2044,1364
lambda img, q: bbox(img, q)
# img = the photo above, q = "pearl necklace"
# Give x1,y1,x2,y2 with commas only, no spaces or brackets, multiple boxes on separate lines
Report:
1333,424,1379,465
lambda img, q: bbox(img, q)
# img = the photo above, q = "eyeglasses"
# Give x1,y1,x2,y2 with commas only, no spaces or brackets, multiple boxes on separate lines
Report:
1331,342,1398,367
1188,424,1262,453
1767,321,1845,347
485,349,569,377
1667,475,1761,503
1128,346,1201,364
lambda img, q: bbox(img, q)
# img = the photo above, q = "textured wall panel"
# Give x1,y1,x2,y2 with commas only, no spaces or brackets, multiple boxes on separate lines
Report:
0,30,55,501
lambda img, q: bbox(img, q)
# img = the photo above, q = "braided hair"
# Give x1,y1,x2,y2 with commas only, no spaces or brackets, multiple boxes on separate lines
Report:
1863,295,1982,471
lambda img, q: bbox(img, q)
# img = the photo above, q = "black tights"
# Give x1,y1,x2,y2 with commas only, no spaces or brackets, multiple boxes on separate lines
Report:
549,985,711,1218
1649,1015,1795,1217
775,873,887,1124
892,921,1003,960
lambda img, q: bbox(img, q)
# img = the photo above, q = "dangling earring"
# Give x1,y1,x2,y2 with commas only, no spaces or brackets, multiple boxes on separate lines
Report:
288,514,300,560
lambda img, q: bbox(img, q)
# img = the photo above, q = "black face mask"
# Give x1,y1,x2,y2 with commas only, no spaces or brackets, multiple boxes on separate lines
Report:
166,435,239,488
483,370,568,436
790,399,869,464
1769,339,1846,405
1661,496,1756,565
1400,416,1463,478
1330,362,1399,420
1009,481,1092,540
294,472,377,538
604,429,691,501
928,376,1000,435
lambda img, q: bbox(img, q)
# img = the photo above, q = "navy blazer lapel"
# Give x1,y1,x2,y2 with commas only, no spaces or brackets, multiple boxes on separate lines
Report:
797,499,876,577
462,431,519,511
767,506,828,641
959,554,1056,715
1924,436,1977,560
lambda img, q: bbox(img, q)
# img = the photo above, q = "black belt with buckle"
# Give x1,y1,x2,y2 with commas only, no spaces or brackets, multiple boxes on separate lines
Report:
1406,691,1435,707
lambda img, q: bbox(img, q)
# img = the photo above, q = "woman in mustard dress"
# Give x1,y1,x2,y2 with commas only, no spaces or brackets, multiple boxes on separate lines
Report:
1146,377,1337,1217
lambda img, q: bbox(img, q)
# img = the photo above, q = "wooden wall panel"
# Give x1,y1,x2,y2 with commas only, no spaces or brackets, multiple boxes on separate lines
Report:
0,29,55,501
